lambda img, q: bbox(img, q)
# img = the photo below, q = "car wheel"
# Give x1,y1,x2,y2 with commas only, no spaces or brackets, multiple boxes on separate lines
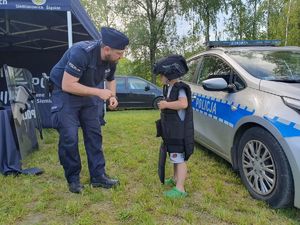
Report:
237,127,294,208
153,97,163,109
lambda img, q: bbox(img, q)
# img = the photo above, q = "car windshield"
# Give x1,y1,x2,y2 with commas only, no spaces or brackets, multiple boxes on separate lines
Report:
228,50,300,82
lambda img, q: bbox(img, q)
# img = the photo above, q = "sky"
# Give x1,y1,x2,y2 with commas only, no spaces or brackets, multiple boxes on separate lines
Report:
176,12,229,41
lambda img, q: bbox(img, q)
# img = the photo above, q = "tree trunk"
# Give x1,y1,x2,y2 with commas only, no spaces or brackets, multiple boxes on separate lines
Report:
149,34,157,84
205,9,210,44
285,0,292,46
252,0,258,39
267,0,271,39
150,47,156,84
239,3,244,39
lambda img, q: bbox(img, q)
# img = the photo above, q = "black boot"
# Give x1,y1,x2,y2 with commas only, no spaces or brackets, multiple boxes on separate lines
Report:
68,182,84,193
91,174,119,189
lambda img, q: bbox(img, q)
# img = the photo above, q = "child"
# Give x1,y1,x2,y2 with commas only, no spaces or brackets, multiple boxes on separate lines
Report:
153,55,194,198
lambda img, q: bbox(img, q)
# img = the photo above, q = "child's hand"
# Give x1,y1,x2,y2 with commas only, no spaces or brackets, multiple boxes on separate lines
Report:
158,100,168,109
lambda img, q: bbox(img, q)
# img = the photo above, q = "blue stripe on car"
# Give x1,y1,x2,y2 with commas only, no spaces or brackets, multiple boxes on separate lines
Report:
192,94,255,127
191,94,300,138
263,115,300,138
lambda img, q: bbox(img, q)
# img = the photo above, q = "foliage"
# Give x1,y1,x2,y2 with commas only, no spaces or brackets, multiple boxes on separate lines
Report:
225,0,248,39
80,0,119,28
225,0,300,45
259,0,300,46
81,0,180,84
180,0,227,43
117,0,178,84
115,58,152,81
80,0,299,85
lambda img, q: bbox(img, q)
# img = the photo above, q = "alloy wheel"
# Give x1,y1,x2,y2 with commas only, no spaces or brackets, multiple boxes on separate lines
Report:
242,140,276,195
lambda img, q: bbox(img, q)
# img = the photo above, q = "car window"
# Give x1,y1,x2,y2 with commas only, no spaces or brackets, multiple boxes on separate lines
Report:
116,77,126,91
228,50,300,81
183,58,201,83
149,84,157,90
128,78,148,90
232,70,245,90
196,56,231,85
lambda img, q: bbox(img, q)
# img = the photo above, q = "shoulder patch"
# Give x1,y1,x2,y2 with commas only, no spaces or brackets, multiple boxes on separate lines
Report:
68,62,81,72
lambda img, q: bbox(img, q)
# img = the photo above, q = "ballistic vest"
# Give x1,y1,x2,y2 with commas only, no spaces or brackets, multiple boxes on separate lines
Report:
160,81,194,160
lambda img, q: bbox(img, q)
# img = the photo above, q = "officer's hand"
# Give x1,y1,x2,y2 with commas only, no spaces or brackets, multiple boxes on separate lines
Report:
108,96,118,110
97,89,113,100
158,100,168,110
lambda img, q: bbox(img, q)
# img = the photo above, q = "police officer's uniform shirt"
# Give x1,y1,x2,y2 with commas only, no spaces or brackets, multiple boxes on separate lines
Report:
167,85,187,121
50,41,116,88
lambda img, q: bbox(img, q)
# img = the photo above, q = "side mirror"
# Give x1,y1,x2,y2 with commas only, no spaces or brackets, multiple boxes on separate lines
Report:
202,78,229,91
144,85,150,91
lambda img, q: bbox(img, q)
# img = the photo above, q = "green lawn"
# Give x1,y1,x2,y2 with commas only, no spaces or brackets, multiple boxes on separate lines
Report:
1,110,300,225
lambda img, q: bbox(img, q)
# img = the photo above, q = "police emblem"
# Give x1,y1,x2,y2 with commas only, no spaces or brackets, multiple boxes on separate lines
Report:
104,69,111,78
32,0,46,6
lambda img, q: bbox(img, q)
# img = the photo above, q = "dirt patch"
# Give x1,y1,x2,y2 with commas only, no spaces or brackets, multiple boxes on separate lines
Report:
17,213,45,225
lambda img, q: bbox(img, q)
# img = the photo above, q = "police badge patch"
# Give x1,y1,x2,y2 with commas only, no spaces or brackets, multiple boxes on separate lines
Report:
104,68,111,78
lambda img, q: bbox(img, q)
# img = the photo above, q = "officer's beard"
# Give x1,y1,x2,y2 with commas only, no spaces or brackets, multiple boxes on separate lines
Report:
103,54,118,64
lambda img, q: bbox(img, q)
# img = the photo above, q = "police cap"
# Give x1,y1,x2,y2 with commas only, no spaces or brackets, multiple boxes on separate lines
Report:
153,55,189,80
101,27,129,50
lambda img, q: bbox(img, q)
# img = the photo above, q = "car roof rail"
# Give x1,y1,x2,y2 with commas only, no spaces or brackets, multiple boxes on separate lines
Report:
205,40,281,49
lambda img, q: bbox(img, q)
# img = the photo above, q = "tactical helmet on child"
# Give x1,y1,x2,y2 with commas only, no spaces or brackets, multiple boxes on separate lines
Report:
153,55,189,80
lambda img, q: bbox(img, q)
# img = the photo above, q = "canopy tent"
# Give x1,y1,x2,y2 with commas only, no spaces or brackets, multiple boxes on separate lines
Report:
0,0,102,127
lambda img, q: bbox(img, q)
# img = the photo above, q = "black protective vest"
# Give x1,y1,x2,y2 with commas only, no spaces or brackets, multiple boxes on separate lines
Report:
159,81,194,160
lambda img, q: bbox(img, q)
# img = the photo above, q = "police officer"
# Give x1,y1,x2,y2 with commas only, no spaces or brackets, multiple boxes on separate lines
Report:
50,27,129,193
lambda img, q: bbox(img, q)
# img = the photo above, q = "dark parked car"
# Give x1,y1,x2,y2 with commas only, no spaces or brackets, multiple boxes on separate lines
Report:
115,75,163,109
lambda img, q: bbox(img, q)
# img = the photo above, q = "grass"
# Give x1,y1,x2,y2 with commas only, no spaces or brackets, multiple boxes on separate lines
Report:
1,110,300,225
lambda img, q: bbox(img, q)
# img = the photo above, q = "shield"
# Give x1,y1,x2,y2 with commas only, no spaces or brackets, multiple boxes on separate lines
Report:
3,65,42,158
158,144,167,184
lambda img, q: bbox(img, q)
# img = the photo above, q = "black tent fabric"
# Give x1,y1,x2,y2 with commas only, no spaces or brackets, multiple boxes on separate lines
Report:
0,0,102,127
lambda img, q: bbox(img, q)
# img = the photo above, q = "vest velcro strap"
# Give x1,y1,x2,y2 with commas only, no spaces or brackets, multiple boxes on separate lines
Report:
162,109,177,114
164,138,184,145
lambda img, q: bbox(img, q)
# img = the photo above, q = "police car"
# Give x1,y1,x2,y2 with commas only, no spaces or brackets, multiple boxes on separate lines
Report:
185,40,300,208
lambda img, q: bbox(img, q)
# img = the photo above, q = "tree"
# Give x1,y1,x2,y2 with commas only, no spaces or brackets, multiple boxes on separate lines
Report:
117,0,177,84
258,0,299,46
289,0,300,46
81,0,119,28
81,0,178,83
225,0,247,39
180,0,226,44
259,0,284,39
247,0,263,39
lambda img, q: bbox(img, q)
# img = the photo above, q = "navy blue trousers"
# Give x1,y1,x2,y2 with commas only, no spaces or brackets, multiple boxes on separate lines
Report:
51,90,105,183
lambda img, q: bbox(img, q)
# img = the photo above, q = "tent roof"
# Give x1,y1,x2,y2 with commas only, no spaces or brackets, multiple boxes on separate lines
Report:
0,0,101,52
0,0,104,129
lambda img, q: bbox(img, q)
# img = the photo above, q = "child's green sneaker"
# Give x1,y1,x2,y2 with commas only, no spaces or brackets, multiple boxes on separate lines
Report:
164,178,176,186
164,187,187,198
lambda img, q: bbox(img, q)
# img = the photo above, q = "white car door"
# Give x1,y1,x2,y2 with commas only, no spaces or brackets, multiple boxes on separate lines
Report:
189,55,247,158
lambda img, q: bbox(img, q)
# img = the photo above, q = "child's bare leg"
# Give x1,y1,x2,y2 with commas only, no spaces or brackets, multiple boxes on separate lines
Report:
175,162,187,192
173,164,177,183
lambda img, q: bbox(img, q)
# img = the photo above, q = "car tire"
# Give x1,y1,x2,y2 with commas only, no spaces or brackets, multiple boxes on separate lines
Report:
153,97,163,109
237,127,294,208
